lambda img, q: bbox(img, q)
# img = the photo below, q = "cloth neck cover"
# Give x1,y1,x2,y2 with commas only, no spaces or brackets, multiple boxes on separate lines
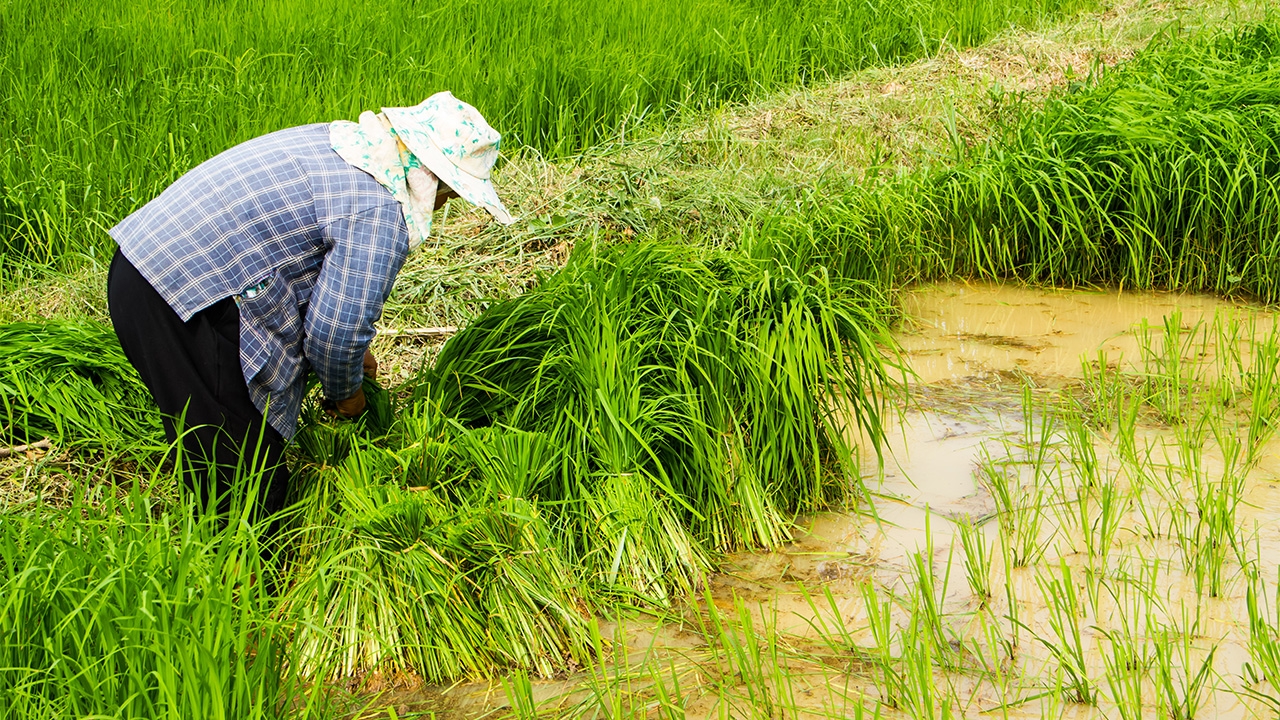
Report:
330,112,439,249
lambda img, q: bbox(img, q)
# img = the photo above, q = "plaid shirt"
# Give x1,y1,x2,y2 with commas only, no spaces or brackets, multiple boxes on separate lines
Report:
110,124,409,439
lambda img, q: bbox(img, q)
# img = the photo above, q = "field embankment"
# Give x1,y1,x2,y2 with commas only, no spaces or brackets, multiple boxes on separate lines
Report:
777,18,1280,302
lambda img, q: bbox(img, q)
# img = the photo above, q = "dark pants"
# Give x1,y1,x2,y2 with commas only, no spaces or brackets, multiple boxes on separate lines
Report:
107,249,290,529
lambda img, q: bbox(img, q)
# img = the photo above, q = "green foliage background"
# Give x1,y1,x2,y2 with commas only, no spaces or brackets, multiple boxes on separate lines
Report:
0,0,1088,264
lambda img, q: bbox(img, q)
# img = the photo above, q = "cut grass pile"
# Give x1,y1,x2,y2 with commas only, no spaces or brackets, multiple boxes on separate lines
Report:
778,19,1280,302
282,240,900,680
0,320,160,449
0,0,1096,266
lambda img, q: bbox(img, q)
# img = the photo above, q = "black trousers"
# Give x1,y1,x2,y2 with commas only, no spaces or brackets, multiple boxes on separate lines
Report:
107,249,290,528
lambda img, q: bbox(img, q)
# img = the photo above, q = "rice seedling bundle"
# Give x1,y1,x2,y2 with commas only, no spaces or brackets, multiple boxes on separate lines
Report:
0,320,161,449
423,240,896,563
285,240,898,681
282,441,592,682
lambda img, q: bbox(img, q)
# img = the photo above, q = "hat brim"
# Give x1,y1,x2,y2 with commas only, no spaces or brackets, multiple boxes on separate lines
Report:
384,108,515,226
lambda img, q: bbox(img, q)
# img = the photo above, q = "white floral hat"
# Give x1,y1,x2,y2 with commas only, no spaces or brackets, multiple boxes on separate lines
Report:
382,91,515,225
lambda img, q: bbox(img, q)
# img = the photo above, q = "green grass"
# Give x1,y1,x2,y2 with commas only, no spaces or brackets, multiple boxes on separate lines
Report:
0,0,1095,268
932,20,1280,298
0,484,336,720
770,18,1280,302
5,3,1280,717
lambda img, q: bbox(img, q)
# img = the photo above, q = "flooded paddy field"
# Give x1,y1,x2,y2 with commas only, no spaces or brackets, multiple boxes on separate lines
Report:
395,282,1280,719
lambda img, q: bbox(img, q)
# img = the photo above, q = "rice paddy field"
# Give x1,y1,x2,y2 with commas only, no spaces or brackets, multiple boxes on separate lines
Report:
3,0,1280,718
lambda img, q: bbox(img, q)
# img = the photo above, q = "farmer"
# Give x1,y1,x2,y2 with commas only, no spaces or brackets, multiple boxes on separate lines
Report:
107,91,514,526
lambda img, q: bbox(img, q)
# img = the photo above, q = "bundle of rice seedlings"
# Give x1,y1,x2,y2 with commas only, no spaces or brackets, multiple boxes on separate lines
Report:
451,425,561,499
422,240,898,592
0,320,161,448
292,376,395,467
577,470,709,603
285,240,898,682
282,437,592,681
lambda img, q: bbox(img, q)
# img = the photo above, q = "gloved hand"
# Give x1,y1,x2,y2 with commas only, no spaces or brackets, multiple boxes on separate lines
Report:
362,348,378,380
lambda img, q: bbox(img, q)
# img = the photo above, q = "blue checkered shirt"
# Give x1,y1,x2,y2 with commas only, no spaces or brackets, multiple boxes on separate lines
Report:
110,124,409,439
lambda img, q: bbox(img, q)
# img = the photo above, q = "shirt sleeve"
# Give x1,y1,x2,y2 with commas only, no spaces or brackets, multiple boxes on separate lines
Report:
304,203,409,401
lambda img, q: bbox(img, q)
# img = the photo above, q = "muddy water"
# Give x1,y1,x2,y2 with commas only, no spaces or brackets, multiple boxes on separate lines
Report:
852,282,1275,574
854,283,1277,719
898,282,1275,382
411,282,1280,719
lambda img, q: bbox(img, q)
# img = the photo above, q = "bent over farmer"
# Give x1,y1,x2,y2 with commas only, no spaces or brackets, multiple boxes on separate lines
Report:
107,91,514,523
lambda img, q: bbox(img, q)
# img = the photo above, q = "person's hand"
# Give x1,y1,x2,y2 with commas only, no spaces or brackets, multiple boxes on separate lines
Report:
332,386,366,418
363,349,378,380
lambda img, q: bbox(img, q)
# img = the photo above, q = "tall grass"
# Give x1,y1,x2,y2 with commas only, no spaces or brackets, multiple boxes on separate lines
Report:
0,0,1093,266
0,484,335,720
932,21,1280,299
771,20,1280,303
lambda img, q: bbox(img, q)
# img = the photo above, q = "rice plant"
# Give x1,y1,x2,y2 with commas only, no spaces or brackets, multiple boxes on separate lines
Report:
978,443,1048,568
908,514,959,667
281,442,594,681
1054,398,1091,474
957,515,993,607
1135,314,1209,425
0,0,1098,267
504,670,541,720
862,581,908,712
969,608,1019,715
1078,351,1133,431
1243,331,1280,464
938,22,1280,301
1097,579,1155,720
1151,615,1218,720
1165,417,1246,598
861,580,953,718
1048,400,1123,570
707,596,795,718
1029,560,1097,705
1242,563,1280,712
1099,625,1148,720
